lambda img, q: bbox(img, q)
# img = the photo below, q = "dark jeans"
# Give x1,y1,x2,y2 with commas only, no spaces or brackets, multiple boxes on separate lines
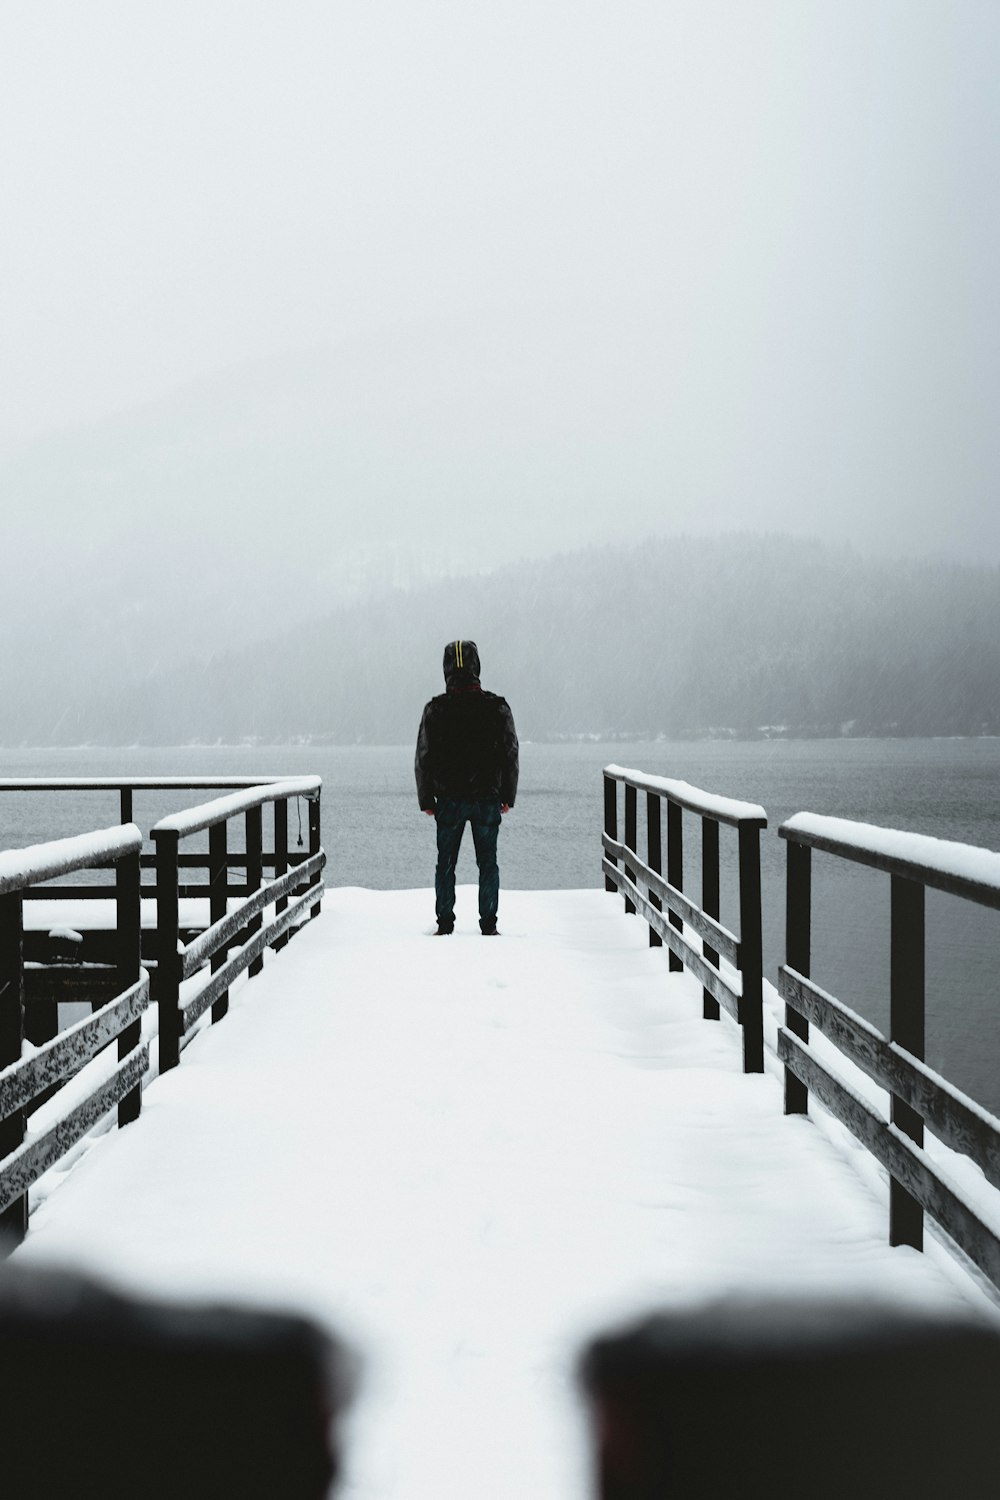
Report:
435,798,502,930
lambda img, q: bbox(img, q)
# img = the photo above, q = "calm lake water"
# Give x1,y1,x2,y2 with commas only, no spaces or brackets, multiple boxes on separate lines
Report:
1,738,999,1113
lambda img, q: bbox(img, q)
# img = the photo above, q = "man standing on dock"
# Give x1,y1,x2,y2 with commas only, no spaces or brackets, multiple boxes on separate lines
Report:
415,640,519,936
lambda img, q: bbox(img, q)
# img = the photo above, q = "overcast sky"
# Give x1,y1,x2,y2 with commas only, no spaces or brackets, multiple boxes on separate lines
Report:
2,1,998,563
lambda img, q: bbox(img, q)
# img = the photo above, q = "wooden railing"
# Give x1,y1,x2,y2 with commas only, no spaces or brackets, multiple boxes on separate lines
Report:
778,813,1000,1293
152,779,325,1072
602,765,767,1073
0,776,314,904
0,825,146,1249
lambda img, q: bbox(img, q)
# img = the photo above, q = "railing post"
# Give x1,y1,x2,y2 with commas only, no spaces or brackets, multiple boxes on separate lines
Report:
623,783,637,916
701,817,720,1020
247,805,264,976
646,792,662,947
666,799,683,972
0,891,27,1247
784,839,811,1114
273,798,290,952
603,776,618,892
119,787,133,826
209,819,229,1023
155,830,182,1073
308,792,322,920
890,874,925,1250
116,847,143,1127
737,822,764,1074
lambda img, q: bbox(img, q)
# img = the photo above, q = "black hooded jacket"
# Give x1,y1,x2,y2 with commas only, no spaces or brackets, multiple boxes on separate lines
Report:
414,640,519,810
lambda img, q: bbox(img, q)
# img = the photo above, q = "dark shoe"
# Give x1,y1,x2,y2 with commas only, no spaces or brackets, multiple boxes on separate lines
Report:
480,923,499,937
435,922,454,936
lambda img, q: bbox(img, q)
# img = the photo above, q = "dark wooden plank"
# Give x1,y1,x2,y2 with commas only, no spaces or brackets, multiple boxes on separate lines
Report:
181,853,325,979
737,822,764,1073
646,792,663,950
890,873,925,1248
602,837,739,962
603,861,740,1023
273,798,290,952
784,839,811,1115
246,805,264,979
0,977,148,1122
603,775,618,893
0,891,26,1243
0,1044,149,1220
181,884,323,1033
154,830,181,1073
308,795,322,920
623,784,637,916
777,1029,1000,1293
778,966,1000,1193
701,816,720,1020
666,799,683,973
116,848,143,1127
209,818,229,1024
23,885,118,901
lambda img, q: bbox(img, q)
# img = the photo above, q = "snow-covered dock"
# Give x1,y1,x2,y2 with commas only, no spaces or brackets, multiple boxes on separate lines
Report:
15,887,976,1499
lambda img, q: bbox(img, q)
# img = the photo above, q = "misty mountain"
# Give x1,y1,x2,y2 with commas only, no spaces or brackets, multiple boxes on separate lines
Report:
11,534,999,746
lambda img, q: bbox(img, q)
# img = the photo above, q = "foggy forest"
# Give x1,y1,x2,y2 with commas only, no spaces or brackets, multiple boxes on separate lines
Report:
2,530,998,746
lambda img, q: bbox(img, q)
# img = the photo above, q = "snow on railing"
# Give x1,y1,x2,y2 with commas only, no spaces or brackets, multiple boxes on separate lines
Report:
0,824,145,1253
604,765,766,828
151,777,322,839
781,811,1000,908
152,780,325,1072
602,765,767,1074
778,813,1000,1294
0,824,142,895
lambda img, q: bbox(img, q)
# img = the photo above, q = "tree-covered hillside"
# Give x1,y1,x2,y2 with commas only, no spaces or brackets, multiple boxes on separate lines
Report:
22,534,997,747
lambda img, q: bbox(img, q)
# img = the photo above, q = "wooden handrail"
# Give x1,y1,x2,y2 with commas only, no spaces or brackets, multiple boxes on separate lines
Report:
154,781,324,1071
603,768,766,1073
604,764,766,828
151,778,321,839
780,812,1000,909
0,827,144,1252
778,812,1000,1291
0,825,142,895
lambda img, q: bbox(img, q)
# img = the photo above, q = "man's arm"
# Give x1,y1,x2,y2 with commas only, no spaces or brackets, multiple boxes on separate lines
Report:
498,700,519,809
415,704,436,811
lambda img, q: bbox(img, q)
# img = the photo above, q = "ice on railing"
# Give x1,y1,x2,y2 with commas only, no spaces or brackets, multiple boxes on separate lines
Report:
0,824,142,895
604,765,767,825
782,812,1000,894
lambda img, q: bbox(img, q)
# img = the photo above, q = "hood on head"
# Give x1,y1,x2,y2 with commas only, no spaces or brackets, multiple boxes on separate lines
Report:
443,639,481,689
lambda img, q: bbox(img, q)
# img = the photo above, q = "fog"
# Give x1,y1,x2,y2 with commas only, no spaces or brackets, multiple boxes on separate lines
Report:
1,2,999,651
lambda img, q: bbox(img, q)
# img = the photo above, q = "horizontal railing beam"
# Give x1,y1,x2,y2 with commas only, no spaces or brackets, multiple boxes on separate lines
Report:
0,1042,148,1218
152,779,321,841
602,835,740,964
0,977,148,1123
780,814,1000,911
779,966,1000,1193
0,826,142,897
603,859,740,1024
604,765,767,829
181,883,322,1033
0,777,293,792
778,1028,1000,1293
182,852,325,979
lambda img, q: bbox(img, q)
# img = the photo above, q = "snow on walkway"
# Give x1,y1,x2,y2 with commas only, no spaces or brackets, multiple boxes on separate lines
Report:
16,888,973,1498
